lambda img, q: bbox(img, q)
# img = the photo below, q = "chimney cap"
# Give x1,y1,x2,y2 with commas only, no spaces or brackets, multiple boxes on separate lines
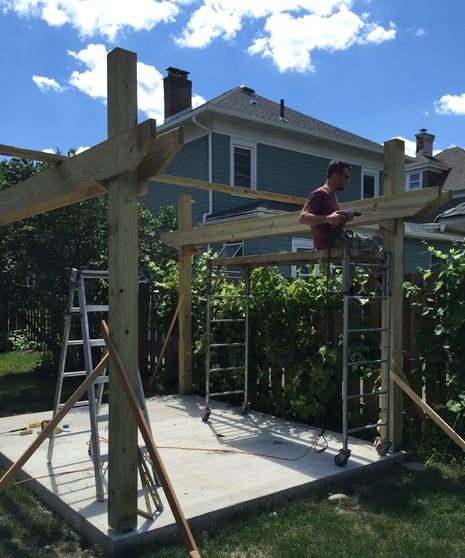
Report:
240,85,256,97
166,67,190,78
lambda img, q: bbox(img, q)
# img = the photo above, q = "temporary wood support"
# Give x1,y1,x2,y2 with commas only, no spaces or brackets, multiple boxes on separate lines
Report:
160,186,448,247
391,367,465,452
106,47,140,533
381,138,405,450
178,195,193,393
101,321,201,557
0,354,109,494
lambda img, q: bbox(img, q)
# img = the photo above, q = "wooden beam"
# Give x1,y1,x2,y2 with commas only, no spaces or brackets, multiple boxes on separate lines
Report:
107,47,140,533
178,194,193,394
138,128,184,181
0,119,156,226
101,321,201,557
381,138,405,450
0,354,109,494
391,369,465,452
161,187,444,247
155,173,307,206
0,144,66,164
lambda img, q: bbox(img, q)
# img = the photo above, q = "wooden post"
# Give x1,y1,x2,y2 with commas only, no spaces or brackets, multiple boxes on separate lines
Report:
381,139,405,450
107,48,139,532
178,194,193,393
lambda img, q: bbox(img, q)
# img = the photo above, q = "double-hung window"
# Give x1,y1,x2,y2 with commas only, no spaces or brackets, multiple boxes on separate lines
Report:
405,172,422,191
362,171,379,199
231,141,256,189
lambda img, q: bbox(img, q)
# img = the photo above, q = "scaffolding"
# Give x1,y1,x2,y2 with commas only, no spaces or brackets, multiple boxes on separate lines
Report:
203,248,392,466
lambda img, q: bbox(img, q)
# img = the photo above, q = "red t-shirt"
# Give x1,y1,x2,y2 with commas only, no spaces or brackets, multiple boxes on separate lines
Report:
302,185,342,249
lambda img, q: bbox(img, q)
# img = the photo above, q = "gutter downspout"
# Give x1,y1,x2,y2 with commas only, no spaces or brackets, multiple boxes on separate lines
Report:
192,115,213,224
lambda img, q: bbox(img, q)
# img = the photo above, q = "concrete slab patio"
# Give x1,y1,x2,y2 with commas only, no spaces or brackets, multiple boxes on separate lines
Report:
0,395,403,555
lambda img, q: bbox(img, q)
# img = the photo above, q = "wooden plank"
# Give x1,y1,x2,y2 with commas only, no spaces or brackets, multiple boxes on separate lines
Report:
101,321,201,557
161,187,444,247
0,355,109,494
0,119,156,226
391,369,465,452
106,47,140,533
381,138,405,450
137,128,184,180
178,195,193,393
0,144,66,163
211,248,385,268
155,173,307,206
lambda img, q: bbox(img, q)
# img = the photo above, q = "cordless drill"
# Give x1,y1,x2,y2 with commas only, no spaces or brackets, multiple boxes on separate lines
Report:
341,209,362,218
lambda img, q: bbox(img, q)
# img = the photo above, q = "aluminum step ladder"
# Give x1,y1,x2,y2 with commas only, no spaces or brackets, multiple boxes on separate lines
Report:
203,259,250,421
335,249,392,467
47,268,163,514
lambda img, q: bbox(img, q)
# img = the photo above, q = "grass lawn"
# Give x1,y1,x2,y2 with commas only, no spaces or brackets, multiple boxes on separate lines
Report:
1,350,465,557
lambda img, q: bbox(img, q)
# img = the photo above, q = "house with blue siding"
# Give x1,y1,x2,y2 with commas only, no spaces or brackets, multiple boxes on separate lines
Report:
144,68,461,273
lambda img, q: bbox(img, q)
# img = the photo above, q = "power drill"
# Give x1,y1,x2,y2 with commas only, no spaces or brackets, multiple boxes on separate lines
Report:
341,209,362,218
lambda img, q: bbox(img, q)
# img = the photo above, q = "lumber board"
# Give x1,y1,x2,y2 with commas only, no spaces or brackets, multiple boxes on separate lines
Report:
211,248,385,268
137,128,184,180
101,321,201,558
154,173,307,206
161,187,444,247
106,47,140,533
391,370,465,452
0,144,66,164
178,195,193,393
0,354,109,494
0,119,156,226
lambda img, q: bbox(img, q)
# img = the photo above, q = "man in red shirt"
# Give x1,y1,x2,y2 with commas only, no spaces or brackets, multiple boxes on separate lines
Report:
299,160,354,249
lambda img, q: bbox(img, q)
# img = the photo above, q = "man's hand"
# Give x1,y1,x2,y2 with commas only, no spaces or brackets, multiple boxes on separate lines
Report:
327,210,349,226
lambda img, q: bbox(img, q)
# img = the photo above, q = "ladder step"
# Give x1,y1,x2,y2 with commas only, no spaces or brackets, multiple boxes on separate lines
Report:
211,319,245,323
209,366,244,372
79,270,109,279
94,376,109,385
347,389,387,401
63,370,87,377
348,358,387,366
96,414,108,423
60,400,89,408
210,343,245,348
348,327,386,334
71,305,109,313
347,295,387,300
67,339,106,347
209,389,245,397
348,421,386,435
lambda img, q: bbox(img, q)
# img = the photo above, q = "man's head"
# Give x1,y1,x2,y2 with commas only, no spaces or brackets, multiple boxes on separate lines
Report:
327,159,351,191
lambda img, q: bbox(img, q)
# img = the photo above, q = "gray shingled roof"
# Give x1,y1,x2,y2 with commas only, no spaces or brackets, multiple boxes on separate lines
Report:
169,86,384,153
435,147,465,191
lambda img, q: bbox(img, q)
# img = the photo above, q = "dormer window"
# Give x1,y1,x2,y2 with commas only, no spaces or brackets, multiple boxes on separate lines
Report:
405,172,422,191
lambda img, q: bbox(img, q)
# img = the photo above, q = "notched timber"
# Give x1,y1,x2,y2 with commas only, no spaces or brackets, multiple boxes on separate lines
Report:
138,127,184,181
154,173,307,206
161,187,444,247
0,144,67,164
0,119,156,226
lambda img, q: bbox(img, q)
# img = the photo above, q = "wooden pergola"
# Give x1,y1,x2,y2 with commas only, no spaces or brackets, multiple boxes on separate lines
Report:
0,47,450,536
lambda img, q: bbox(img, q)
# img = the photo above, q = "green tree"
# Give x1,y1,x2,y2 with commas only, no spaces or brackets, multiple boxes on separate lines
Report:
0,156,177,365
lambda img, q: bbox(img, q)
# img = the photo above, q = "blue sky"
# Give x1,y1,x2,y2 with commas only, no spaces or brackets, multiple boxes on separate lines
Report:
1,0,464,158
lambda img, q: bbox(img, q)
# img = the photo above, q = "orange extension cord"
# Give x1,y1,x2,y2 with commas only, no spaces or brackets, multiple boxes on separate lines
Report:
13,430,328,486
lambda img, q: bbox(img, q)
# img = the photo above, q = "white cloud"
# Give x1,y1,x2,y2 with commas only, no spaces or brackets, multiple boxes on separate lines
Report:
46,44,204,124
391,136,416,158
434,93,465,116
177,1,396,73
32,75,65,92
1,0,185,40
415,27,425,37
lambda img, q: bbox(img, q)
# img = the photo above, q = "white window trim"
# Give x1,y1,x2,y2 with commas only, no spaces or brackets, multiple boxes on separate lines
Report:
291,237,314,278
217,241,244,258
230,138,257,190
405,171,423,191
361,169,379,199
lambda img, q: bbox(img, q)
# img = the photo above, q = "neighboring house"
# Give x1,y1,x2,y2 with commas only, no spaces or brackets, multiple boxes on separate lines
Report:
144,68,461,273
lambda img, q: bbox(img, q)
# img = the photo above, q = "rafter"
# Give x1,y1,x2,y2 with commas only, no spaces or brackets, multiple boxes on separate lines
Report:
160,187,449,247
0,120,156,226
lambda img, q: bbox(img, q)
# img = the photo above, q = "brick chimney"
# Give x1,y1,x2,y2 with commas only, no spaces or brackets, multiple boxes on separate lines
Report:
163,67,192,119
415,128,435,156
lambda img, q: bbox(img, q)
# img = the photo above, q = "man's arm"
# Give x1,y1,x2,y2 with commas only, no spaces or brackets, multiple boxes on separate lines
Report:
299,207,348,227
